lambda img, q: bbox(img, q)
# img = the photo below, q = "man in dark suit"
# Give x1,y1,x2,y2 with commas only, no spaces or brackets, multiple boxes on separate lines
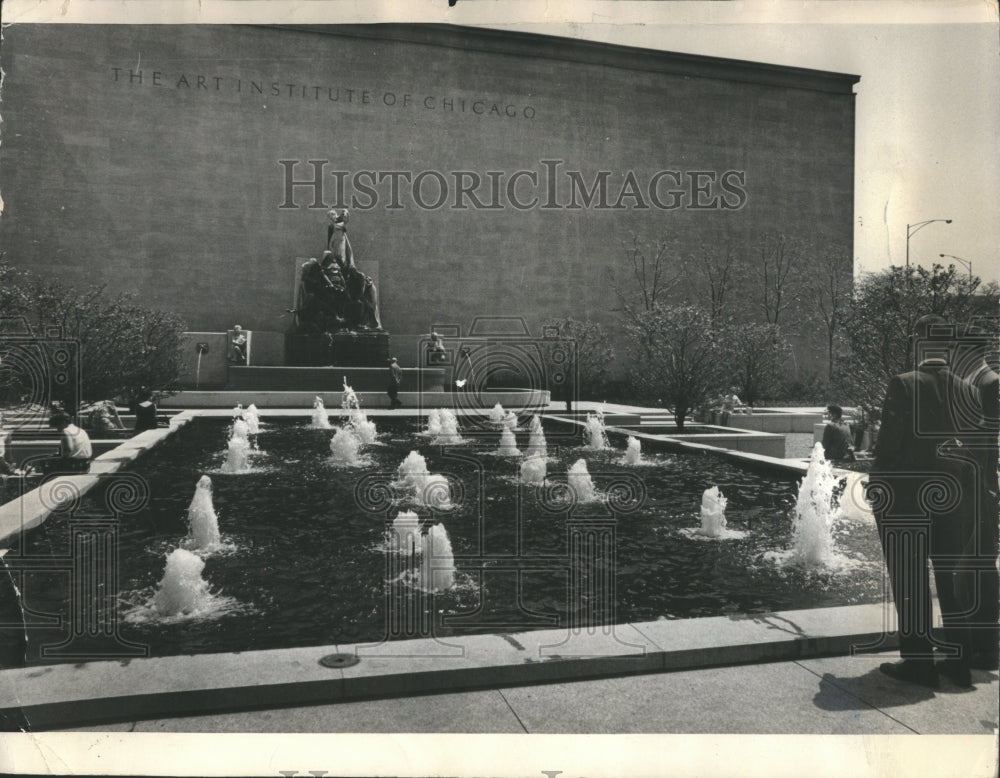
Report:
870,314,980,687
387,357,403,409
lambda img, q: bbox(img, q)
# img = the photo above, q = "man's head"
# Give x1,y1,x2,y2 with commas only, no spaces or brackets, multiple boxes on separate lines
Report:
827,404,843,421
912,314,948,340
48,412,72,430
911,314,952,365
233,325,242,333
390,357,397,365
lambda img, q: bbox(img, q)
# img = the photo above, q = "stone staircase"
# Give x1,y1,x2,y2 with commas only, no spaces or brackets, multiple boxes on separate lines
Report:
226,366,445,392
636,411,675,428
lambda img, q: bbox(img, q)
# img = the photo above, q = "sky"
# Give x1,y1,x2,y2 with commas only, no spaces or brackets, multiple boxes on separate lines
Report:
4,0,999,283
490,13,1000,283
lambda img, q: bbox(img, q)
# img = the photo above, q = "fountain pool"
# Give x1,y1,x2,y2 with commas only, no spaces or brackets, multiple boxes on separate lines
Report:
11,417,884,662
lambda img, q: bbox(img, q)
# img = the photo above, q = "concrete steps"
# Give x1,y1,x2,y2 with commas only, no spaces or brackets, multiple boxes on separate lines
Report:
226,366,445,392
159,389,549,409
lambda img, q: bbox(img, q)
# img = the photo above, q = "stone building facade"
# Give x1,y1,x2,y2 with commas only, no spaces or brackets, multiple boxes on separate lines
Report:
0,24,858,374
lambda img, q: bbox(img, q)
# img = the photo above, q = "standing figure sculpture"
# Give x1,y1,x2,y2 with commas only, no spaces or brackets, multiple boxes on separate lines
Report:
326,208,383,331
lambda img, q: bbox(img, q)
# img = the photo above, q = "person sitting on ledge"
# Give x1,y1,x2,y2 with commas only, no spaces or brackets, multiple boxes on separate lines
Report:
33,412,93,474
86,399,125,433
726,387,750,414
0,427,22,478
821,404,855,461
130,389,159,432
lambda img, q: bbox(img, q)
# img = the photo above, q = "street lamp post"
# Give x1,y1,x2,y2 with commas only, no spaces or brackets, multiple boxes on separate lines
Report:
906,219,952,267
939,253,973,280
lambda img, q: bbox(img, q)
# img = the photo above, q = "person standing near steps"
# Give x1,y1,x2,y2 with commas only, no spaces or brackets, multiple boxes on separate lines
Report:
387,357,403,409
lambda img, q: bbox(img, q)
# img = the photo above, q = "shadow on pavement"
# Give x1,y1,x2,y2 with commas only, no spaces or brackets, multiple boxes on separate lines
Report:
811,665,997,713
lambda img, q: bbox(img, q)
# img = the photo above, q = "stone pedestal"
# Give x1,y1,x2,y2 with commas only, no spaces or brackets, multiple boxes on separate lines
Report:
285,331,391,367
330,330,391,367
285,333,330,367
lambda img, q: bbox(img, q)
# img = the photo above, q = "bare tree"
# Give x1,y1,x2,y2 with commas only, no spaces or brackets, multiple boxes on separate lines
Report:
611,234,682,327
689,243,737,323
809,242,852,380
758,233,797,325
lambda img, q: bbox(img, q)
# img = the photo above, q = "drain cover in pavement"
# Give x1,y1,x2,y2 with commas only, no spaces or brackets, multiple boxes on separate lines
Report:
319,653,360,668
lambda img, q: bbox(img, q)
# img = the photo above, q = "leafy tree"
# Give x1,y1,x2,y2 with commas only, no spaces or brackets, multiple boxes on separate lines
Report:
0,255,186,407
543,317,615,399
0,252,30,320
836,263,999,418
716,320,792,406
624,304,722,430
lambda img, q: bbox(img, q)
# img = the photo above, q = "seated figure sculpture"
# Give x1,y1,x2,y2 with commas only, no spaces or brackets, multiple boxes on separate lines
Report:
290,209,382,334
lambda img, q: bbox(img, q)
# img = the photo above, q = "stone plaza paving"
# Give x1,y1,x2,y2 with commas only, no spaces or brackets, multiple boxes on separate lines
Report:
56,649,997,735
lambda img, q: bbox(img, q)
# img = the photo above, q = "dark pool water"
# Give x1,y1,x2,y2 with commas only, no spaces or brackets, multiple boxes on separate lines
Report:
12,416,885,661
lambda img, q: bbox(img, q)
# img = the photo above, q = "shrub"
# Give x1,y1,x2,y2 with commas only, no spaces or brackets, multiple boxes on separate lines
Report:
0,254,186,408
624,304,723,430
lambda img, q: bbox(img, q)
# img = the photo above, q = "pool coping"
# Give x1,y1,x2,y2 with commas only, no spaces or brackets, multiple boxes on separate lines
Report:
543,414,810,478
0,603,898,730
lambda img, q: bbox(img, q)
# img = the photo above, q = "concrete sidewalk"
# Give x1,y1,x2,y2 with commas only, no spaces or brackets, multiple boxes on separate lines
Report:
59,651,996,735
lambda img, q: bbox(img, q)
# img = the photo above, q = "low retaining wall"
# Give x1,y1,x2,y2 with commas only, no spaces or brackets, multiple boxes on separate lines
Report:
711,410,822,433
177,332,229,390
225,365,443,392
606,422,786,459
5,439,127,465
